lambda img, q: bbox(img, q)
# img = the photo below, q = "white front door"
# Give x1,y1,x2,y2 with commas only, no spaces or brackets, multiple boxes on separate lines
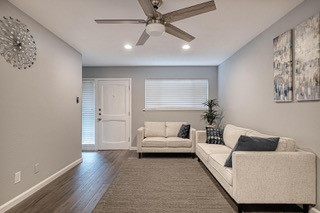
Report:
97,79,131,150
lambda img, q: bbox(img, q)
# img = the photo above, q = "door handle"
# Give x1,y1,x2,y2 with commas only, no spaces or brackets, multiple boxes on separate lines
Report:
98,118,102,121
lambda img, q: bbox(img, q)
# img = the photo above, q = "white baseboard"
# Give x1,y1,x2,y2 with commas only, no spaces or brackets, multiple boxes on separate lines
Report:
130,146,137,150
310,207,320,213
0,158,82,213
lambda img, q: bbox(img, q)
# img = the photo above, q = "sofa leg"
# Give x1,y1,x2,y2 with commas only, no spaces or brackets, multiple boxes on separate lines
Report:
302,204,309,213
197,157,201,162
191,153,195,159
138,153,142,159
238,204,243,213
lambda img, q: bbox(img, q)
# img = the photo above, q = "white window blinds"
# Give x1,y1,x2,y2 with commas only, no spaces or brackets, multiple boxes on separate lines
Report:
145,79,208,110
82,80,95,144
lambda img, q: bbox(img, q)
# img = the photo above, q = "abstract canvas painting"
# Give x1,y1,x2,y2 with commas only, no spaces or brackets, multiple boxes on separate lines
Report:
273,30,293,102
294,13,320,101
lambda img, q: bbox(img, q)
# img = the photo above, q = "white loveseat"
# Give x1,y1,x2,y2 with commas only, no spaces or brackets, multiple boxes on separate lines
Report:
137,122,196,158
196,124,316,213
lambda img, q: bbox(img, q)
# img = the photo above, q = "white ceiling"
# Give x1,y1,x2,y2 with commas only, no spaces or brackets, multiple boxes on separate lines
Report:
9,0,303,66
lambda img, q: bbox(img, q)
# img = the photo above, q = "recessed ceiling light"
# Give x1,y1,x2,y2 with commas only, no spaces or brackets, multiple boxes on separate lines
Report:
182,44,190,50
124,44,133,50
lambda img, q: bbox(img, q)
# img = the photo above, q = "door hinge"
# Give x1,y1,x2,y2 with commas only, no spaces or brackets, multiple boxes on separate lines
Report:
128,111,130,116
128,137,130,142
128,85,130,90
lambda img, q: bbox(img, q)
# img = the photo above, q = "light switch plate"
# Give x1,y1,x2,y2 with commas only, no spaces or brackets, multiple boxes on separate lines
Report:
14,171,21,184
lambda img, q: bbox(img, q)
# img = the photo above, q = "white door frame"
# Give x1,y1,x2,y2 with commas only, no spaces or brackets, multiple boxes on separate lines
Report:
95,78,132,150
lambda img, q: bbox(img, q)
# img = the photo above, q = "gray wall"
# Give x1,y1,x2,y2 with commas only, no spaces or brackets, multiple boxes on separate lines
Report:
0,0,82,207
218,0,320,210
83,66,218,147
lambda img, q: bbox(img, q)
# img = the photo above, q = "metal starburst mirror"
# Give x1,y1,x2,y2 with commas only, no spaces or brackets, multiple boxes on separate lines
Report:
0,16,37,70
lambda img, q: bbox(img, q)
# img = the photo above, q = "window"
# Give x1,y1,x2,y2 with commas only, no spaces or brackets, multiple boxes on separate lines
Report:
82,80,95,144
145,79,208,110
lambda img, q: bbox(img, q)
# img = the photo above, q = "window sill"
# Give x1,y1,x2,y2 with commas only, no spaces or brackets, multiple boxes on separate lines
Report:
143,108,205,111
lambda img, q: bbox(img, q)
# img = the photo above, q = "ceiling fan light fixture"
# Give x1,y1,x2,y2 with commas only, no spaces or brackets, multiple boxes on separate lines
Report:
146,23,165,37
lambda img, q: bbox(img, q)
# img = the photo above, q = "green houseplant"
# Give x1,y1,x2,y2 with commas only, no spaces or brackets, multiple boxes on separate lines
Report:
201,99,221,126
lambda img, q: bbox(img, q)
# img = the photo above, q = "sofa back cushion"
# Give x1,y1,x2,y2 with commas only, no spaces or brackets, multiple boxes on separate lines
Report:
166,122,186,137
247,130,296,151
223,124,252,149
144,122,166,137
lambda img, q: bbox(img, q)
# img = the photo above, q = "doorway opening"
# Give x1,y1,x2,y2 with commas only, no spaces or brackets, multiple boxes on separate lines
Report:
82,78,132,150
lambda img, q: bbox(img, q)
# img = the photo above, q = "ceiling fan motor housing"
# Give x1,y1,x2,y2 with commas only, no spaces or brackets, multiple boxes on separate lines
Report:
151,0,162,9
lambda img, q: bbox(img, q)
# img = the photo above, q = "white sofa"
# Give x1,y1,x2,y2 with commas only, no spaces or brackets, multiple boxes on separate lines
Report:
196,124,316,213
137,122,196,158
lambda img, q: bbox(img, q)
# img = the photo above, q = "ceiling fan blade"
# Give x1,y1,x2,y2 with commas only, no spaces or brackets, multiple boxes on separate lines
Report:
137,0,156,17
136,30,150,46
163,0,216,23
165,23,195,42
95,19,146,24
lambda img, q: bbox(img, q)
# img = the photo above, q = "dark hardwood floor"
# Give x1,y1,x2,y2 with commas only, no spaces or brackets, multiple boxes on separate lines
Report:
7,150,137,213
6,151,304,213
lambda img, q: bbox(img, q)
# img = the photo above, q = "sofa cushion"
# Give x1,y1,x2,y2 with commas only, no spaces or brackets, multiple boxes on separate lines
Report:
167,137,192,147
247,130,296,152
177,124,190,139
145,122,166,137
208,153,233,186
142,137,167,147
223,124,252,149
166,122,186,137
224,135,279,167
196,143,232,162
206,127,224,144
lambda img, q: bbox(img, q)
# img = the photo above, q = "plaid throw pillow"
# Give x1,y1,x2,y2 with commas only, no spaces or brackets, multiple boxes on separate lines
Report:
206,127,224,144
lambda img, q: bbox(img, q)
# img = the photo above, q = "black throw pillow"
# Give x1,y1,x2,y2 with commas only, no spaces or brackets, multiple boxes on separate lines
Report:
224,135,279,168
206,127,224,144
177,124,190,139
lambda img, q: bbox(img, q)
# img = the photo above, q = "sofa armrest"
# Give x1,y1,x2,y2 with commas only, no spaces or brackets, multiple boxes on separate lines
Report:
137,127,145,152
196,130,206,143
232,151,316,204
189,128,196,152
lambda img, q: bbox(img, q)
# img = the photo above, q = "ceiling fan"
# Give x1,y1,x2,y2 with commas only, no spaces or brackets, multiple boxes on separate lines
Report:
95,0,216,46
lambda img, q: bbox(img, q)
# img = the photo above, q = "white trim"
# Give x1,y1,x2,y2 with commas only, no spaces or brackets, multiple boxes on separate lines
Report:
129,78,132,149
95,79,99,149
143,108,205,111
0,158,82,213
130,146,137,151
310,207,320,213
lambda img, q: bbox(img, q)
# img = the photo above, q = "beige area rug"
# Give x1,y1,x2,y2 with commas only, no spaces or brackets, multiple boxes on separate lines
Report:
93,157,237,213
93,157,303,213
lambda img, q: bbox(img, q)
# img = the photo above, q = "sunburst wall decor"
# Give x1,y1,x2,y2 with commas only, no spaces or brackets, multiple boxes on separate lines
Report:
0,16,37,70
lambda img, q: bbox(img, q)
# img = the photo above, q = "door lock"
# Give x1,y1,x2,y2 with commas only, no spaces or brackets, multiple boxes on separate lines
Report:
98,118,102,121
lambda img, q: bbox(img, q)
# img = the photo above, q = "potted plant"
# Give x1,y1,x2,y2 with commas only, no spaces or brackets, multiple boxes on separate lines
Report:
201,99,222,127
